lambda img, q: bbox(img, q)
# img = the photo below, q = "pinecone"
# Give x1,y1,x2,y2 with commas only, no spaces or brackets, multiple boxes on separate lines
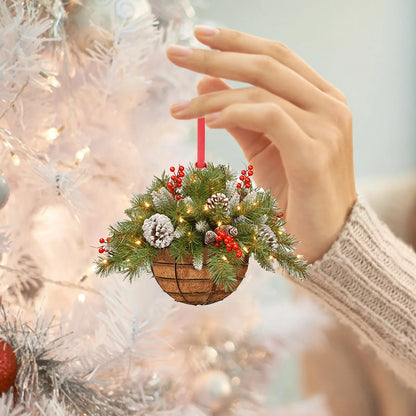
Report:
204,230,218,245
258,225,278,251
142,214,174,249
215,224,238,237
206,193,229,211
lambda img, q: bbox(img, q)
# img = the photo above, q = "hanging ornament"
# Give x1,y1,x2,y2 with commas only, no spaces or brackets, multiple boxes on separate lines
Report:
0,339,18,394
96,119,308,306
0,173,10,210
192,370,232,411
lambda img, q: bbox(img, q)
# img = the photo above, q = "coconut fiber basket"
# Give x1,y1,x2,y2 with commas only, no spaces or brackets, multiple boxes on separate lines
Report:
151,248,248,305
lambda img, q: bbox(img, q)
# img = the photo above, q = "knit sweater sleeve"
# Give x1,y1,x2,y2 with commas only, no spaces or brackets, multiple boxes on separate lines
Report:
293,195,416,388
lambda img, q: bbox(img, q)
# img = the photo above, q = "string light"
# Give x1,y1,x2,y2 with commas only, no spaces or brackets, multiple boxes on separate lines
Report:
269,255,274,260
217,221,222,227
75,147,90,162
46,127,60,141
186,208,192,214
144,202,150,208
278,230,283,235
203,204,209,211
135,240,142,245
296,254,303,259
243,247,249,253
222,256,228,261
187,231,191,236
101,259,108,265
236,205,241,211
11,154,20,166
179,217,184,223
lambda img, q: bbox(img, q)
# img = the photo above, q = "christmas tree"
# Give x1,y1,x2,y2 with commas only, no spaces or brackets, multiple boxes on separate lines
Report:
0,1,329,415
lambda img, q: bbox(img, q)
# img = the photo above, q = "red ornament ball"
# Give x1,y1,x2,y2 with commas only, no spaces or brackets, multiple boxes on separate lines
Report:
0,339,18,394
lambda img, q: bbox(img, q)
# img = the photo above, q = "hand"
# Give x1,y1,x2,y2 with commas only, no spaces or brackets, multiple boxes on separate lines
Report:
167,26,357,263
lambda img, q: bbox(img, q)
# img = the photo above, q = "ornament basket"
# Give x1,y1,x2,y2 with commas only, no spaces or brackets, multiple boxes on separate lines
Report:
96,162,308,306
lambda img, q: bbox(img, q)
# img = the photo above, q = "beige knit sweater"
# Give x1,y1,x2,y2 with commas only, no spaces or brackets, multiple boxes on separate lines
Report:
298,195,416,389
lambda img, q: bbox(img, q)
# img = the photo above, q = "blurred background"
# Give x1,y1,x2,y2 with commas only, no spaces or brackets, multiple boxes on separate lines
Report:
192,0,416,406
193,0,416,182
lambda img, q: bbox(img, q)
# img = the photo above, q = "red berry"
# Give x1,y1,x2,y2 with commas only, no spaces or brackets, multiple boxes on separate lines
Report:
245,183,250,188
278,212,284,218
226,245,233,252
179,165,185,171
216,236,222,242
171,175,176,180
228,236,234,242
239,175,245,180
248,170,253,176
106,237,111,243
98,247,105,253
176,195,181,200
167,182,173,188
178,171,185,177
99,238,105,243
233,242,239,249
236,183,242,188
177,183,182,187
248,165,253,170
245,177,250,182
215,242,220,247
170,166,175,172
105,249,109,252
236,250,242,258
241,170,246,175
169,189,174,194
237,191,241,194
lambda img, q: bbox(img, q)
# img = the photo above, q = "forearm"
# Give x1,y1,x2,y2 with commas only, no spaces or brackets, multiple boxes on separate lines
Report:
293,196,416,388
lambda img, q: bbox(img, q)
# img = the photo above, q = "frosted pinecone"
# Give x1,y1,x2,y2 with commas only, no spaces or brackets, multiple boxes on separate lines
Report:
193,252,204,271
258,225,278,251
142,214,174,248
196,220,210,233
204,230,217,245
206,193,229,211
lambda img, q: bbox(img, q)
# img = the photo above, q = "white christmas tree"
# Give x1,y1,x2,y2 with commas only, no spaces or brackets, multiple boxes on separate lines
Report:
0,1,330,415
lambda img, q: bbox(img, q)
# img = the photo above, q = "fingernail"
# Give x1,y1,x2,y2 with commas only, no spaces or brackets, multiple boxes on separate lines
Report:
205,112,221,124
170,100,191,113
168,45,192,57
195,25,220,36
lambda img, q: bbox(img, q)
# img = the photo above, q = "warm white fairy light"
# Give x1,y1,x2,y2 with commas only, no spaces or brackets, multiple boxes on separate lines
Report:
75,147,89,161
236,205,241,211
102,259,108,265
46,127,59,141
187,231,191,236
179,217,184,223
144,202,150,208
186,208,192,214
47,75,60,88
278,230,283,235
217,221,222,227
78,293,86,303
135,240,142,245
11,154,20,166
222,256,228,261
203,204,209,211
269,255,274,260
243,247,249,253
296,254,303,259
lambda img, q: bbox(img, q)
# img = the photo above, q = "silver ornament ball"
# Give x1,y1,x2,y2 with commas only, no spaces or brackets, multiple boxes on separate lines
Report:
0,173,10,209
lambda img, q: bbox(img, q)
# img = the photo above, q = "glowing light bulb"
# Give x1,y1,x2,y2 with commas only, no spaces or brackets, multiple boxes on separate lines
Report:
217,221,222,227
269,255,274,260
204,205,209,211
186,208,192,214
78,293,86,303
236,206,241,211
144,202,150,208
296,254,303,259
102,259,108,265
48,76,61,88
135,240,142,245
222,256,228,261
46,127,59,141
76,147,89,162
243,247,249,253
179,217,184,223
11,154,20,166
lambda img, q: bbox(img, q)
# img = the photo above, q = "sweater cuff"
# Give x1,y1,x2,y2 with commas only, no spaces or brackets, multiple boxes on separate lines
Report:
296,195,416,388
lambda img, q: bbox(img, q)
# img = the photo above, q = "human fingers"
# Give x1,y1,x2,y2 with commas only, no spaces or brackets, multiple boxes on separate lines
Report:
196,76,270,161
194,26,346,103
166,45,329,111
205,102,312,172
170,87,310,134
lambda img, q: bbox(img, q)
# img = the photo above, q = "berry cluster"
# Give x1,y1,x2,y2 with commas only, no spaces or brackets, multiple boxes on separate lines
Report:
236,164,253,199
167,165,185,200
214,229,243,258
98,237,110,254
